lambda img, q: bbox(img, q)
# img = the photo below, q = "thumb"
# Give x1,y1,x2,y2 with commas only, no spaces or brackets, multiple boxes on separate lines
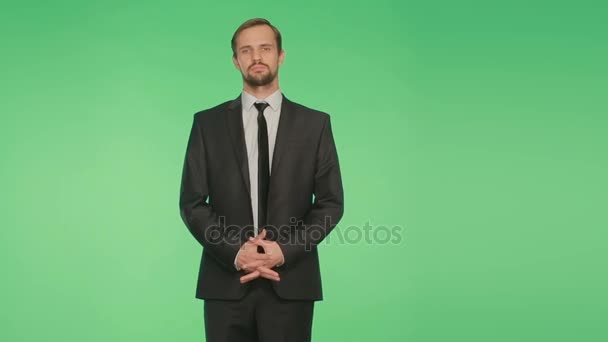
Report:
253,228,266,241
249,229,268,244
248,237,263,245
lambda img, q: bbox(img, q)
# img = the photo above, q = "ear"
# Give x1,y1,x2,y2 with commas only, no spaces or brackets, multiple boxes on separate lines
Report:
278,49,286,66
232,55,241,71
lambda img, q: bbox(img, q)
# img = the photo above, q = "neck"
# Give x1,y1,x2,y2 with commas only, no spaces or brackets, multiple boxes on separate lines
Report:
243,80,280,99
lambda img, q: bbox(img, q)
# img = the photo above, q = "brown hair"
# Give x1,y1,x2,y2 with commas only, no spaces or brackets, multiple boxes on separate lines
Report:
231,18,282,57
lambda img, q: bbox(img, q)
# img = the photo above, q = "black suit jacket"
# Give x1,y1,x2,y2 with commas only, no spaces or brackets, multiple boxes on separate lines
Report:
179,93,344,301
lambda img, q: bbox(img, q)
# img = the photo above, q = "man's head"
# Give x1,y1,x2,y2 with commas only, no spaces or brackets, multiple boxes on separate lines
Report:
231,18,285,88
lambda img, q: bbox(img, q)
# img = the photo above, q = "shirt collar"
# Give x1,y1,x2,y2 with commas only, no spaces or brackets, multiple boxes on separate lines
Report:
241,89,283,112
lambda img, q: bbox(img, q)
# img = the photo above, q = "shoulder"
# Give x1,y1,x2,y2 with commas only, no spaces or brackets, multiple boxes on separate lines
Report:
285,97,330,124
192,98,237,123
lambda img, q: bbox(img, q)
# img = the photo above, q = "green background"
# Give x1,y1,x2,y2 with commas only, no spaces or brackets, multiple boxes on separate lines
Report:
1,0,606,341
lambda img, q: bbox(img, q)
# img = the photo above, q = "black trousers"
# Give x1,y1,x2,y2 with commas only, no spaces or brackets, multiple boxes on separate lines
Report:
203,278,315,342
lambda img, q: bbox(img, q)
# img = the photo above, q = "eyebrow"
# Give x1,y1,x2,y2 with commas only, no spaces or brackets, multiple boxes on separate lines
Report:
239,43,274,50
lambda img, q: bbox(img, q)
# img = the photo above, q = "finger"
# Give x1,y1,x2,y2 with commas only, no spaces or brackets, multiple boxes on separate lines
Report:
252,229,267,241
248,237,271,247
248,238,264,247
250,253,272,261
249,236,261,244
259,270,281,282
250,229,266,242
257,266,279,278
260,274,280,282
242,260,264,271
240,270,260,283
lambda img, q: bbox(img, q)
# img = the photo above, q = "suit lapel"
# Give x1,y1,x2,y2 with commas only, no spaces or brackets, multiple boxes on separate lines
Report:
270,94,296,177
225,95,251,197
224,93,297,198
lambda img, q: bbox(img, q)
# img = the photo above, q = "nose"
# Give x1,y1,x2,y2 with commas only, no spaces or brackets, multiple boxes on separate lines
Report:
252,48,262,62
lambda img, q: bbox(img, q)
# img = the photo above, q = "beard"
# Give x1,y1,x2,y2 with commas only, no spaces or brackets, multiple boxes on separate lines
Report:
242,64,277,87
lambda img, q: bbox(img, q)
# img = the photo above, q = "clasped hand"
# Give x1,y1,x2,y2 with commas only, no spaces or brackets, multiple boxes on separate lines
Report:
236,229,285,284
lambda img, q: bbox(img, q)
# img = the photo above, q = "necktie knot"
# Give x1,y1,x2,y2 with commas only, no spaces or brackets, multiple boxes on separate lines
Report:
254,102,269,118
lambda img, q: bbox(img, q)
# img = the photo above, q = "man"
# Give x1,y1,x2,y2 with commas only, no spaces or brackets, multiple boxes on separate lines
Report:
179,18,344,342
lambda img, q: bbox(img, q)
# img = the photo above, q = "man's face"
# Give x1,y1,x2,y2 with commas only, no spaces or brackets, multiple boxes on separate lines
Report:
232,25,285,87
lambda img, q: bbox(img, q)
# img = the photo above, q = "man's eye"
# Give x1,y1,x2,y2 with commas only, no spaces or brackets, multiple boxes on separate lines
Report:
263,47,270,51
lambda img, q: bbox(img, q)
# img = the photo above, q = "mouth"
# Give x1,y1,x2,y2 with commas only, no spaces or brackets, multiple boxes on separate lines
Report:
250,64,267,71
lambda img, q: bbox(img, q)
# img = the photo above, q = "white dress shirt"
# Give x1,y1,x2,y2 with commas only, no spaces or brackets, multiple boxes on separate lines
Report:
234,88,283,269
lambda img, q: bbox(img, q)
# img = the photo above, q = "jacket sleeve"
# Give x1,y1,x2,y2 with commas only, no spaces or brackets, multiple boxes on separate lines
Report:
277,115,344,269
179,115,241,271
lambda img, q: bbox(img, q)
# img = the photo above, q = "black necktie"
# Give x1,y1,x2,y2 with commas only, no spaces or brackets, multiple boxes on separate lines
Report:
254,102,270,253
